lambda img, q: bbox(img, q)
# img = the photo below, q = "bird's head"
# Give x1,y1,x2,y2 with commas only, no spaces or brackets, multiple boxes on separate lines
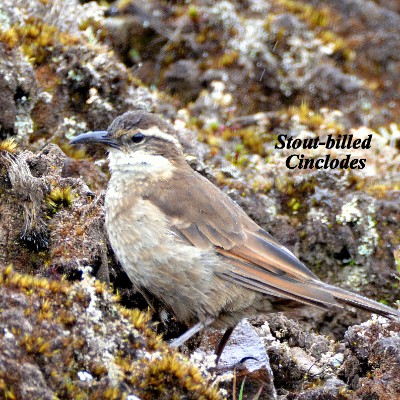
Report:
70,110,185,177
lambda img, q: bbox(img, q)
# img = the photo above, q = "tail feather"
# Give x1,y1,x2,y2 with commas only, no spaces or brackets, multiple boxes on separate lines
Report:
317,281,400,319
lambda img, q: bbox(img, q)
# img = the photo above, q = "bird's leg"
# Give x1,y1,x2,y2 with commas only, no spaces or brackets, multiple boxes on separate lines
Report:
171,320,237,366
215,325,236,364
170,318,214,348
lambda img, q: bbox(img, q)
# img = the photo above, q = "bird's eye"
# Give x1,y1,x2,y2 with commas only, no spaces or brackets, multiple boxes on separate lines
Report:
131,132,145,143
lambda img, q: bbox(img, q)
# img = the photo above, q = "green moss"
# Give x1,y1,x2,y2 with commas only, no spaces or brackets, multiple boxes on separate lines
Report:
288,197,301,212
275,175,295,195
188,5,199,21
226,143,250,167
212,125,269,169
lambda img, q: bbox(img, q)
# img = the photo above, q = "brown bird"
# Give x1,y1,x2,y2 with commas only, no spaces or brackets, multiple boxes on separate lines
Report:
71,110,400,359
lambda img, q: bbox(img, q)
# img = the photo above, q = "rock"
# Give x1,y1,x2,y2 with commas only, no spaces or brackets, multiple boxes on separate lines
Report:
164,60,202,102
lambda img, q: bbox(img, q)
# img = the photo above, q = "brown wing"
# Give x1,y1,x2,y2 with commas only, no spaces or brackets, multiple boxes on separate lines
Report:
148,166,400,319
148,167,338,309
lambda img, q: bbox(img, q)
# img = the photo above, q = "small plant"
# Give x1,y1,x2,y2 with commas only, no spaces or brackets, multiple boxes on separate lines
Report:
238,377,246,400
0,138,18,153
47,186,73,213
0,17,80,65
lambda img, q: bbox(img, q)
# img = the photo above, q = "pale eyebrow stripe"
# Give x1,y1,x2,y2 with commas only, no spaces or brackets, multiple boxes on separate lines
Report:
141,126,182,148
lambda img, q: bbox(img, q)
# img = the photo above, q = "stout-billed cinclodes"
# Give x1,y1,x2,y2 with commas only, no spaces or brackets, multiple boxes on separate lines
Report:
71,110,400,359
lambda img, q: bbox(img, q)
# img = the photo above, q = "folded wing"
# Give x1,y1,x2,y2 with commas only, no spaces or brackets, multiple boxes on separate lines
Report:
149,167,400,319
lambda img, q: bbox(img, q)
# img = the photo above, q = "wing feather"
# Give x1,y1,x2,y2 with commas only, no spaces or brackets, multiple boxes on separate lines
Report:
179,224,213,250
148,168,332,307
147,165,400,319
232,229,319,280
218,249,337,307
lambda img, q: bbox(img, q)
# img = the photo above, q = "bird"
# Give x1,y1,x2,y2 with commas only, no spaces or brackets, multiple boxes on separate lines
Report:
71,110,400,360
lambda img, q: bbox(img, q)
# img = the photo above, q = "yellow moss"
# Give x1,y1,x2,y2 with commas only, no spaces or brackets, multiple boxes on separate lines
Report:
146,333,165,351
196,24,222,46
94,279,107,295
275,0,330,28
0,17,80,65
361,179,400,198
60,143,88,160
11,327,20,336
112,290,121,303
19,334,52,356
47,186,73,211
276,176,295,195
4,390,16,400
1,266,220,398
0,138,18,153
2,265,68,295
38,308,54,322
270,0,354,62
0,28,19,47
133,353,221,399
320,31,355,62
90,362,108,377
121,307,152,330
49,280,64,293
75,289,85,301
221,126,266,156
102,387,125,400
75,225,85,236
19,274,33,289
215,50,239,68
241,128,265,155
58,310,76,326
3,265,13,276
114,0,131,11
33,276,50,290
284,102,344,134
41,298,51,312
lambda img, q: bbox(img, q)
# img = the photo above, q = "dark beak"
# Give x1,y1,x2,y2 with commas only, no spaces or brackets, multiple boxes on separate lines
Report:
70,131,119,149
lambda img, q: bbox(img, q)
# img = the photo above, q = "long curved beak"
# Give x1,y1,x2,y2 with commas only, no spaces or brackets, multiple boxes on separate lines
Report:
70,131,119,148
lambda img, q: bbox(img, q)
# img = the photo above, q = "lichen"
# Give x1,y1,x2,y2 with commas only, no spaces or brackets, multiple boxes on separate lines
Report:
336,197,378,257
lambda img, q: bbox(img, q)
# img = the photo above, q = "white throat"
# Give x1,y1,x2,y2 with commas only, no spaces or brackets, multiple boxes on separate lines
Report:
108,148,175,181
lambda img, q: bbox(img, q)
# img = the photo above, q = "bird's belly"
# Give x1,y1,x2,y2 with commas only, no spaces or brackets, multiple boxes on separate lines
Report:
105,190,259,325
